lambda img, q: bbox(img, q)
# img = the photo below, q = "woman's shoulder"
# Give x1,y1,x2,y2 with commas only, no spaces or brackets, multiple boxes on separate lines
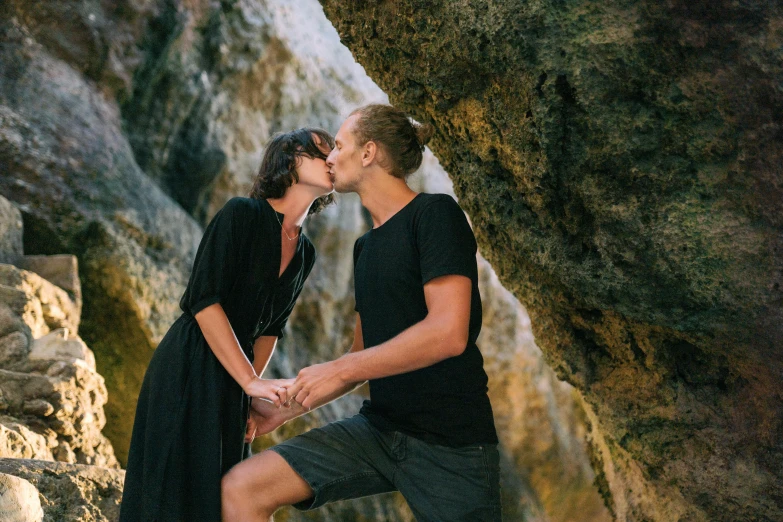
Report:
222,196,265,216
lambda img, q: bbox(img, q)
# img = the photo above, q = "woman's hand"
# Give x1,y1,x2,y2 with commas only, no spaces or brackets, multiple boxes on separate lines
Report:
243,377,294,407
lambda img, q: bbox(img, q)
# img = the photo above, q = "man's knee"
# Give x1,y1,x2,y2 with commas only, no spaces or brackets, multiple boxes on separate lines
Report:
221,466,253,509
221,453,299,515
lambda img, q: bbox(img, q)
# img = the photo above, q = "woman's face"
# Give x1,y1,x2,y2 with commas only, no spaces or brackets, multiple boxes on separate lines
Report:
295,134,334,196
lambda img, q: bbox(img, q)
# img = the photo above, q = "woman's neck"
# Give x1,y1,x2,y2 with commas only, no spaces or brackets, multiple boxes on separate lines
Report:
266,188,316,230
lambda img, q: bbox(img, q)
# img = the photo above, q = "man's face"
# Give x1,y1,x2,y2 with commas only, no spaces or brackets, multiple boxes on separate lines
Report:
326,115,363,194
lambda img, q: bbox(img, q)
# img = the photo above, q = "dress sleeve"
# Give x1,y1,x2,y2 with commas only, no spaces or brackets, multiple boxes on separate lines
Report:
264,245,317,339
416,196,478,284
180,198,248,316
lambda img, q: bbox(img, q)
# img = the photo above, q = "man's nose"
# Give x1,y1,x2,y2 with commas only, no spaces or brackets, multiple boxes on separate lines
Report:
326,151,335,166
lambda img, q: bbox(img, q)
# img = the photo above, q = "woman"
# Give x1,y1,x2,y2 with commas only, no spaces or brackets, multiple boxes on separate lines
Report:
120,128,336,521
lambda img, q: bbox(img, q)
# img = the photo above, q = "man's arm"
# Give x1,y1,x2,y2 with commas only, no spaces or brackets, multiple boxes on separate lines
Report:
287,274,471,409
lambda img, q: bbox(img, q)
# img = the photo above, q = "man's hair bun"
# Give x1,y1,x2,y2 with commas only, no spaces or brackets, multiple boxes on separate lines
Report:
413,121,434,148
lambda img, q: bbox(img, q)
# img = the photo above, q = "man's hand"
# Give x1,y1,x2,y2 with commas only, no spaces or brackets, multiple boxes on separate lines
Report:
286,360,350,411
244,409,286,442
245,399,291,441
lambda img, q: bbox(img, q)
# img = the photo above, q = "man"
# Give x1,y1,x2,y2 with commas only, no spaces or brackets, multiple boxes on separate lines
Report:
222,104,501,521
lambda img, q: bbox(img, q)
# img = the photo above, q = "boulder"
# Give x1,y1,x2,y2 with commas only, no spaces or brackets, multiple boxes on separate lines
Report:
0,6,203,463
0,459,124,522
0,195,23,264
0,264,116,467
318,1,783,520
0,472,43,522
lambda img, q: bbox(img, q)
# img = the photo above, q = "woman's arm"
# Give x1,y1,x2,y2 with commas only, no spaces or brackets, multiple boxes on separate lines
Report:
252,336,278,377
195,303,288,405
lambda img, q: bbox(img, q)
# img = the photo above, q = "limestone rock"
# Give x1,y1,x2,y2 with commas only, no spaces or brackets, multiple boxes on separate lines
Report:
0,195,23,265
0,263,116,468
0,472,44,522
0,459,124,522
0,265,79,342
19,256,81,307
318,1,783,520
30,329,96,371
3,0,618,520
0,421,54,461
0,8,204,463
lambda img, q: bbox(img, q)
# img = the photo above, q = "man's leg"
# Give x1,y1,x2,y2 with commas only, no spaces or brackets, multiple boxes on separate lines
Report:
394,435,502,522
222,414,397,520
222,450,311,521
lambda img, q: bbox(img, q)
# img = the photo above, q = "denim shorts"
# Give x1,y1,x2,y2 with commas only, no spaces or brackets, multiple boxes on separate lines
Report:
269,413,502,521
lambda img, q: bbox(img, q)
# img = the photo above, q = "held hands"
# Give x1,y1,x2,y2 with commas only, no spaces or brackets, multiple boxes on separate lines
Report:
243,358,350,443
243,377,294,407
284,359,349,411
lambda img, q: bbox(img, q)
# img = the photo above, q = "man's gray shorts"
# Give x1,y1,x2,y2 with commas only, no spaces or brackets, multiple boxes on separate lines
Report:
269,413,502,521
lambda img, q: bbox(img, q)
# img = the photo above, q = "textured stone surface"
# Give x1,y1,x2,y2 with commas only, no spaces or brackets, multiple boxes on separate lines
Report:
0,4,204,463
319,1,783,520
0,472,43,522
19,256,81,309
3,0,615,519
0,195,23,265
0,459,124,522
0,265,79,347
0,264,116,468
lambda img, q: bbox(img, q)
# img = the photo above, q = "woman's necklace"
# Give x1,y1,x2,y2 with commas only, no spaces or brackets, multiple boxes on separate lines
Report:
274,210,300,241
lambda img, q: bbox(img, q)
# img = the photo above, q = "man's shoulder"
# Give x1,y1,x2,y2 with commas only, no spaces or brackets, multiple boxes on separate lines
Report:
415,192,462,213
412,193,467,224
416,192,457,205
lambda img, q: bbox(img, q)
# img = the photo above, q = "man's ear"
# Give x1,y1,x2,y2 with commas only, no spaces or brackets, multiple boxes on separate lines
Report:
362,141,378,167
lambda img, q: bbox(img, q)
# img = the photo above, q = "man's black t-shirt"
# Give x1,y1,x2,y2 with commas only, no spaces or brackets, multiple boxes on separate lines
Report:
354,192,498,447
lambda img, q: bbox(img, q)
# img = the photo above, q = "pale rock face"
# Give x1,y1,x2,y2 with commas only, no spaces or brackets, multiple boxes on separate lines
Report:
0,263,116,468
0,472,44,522
0,196,23,264
30,329,97,372
0,459,125,522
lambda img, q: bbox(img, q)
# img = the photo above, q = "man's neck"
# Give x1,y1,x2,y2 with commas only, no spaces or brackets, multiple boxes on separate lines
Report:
357,177,419,229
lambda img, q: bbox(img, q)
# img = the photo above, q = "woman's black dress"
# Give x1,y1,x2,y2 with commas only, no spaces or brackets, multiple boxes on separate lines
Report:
120,197,316,521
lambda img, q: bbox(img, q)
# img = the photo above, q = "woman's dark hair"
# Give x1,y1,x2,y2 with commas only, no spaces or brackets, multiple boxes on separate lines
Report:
249,127,335,214
350,104,435,179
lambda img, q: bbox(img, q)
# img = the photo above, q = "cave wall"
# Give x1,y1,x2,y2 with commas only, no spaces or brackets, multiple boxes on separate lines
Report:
318,1,783,521
1,0,622,519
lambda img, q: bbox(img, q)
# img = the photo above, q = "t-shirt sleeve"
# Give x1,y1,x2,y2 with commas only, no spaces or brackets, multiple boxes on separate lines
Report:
180,197,247,316
416,196,478,284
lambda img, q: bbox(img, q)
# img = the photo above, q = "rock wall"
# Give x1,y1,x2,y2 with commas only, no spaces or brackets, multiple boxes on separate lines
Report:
318,1,783,521
0,196,117,468
2,0,613,520
0,0,204,463
0,458,124,522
